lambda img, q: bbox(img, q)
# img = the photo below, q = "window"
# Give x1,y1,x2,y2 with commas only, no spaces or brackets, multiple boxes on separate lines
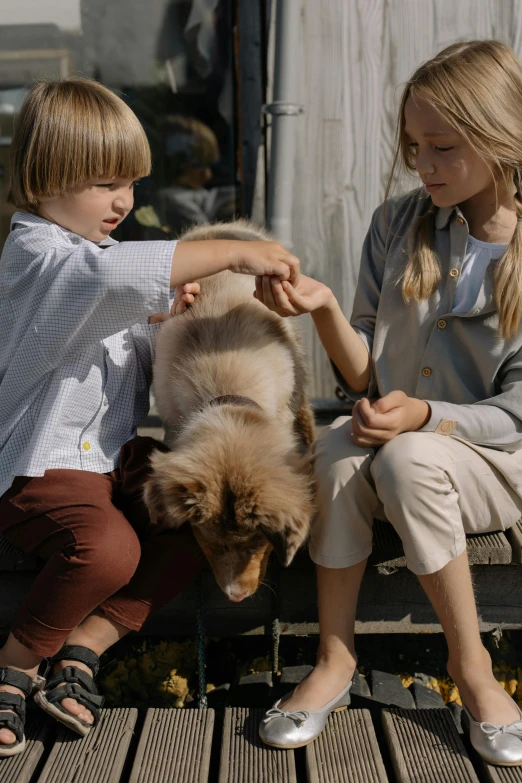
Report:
0,0,238,247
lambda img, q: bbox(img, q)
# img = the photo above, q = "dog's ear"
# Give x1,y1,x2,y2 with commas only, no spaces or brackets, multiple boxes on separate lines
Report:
144,450,205,528
260,519,309,567
233,454,313,566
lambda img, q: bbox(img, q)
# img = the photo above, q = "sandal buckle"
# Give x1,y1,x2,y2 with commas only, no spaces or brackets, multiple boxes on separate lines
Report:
32,675,46,693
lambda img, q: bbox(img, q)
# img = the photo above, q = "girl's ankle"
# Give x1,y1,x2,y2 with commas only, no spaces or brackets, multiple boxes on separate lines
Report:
447,648,492,681
316,651,357,673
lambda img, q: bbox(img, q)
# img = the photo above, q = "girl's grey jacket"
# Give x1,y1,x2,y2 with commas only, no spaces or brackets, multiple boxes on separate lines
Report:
336,187,522,498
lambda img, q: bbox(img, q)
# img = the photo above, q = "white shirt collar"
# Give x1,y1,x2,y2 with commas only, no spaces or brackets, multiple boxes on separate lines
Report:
10,211,119,247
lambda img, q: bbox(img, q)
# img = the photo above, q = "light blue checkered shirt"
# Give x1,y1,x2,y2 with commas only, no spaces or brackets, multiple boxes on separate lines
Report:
0,211,176,496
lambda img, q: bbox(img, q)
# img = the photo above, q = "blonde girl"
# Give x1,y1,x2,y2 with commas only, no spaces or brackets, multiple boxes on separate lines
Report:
0,77,299,756
256,40,522,767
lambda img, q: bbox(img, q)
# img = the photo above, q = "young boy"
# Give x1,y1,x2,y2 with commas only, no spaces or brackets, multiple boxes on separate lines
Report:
0,76,299,755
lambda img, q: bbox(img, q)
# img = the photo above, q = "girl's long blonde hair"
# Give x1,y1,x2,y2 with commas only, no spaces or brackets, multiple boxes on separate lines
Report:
387,40,522,338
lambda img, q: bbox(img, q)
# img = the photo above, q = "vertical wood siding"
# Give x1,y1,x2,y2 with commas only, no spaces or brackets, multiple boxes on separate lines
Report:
290,0,522,400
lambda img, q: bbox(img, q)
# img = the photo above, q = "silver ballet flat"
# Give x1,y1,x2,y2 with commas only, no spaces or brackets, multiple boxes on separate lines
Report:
259,680,352,749
464,703,522,766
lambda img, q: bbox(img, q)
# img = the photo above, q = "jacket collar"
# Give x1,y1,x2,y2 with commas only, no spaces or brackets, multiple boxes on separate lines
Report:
434,203,466,230
10,211,119,247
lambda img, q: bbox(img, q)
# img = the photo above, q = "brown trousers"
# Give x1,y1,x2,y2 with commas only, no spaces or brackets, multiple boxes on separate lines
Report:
0,437,204,657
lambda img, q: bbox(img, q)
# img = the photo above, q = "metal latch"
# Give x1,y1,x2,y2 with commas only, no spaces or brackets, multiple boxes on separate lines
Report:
263,101,305,116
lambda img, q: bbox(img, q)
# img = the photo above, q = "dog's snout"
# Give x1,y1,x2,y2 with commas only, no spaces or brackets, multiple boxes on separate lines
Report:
224,585,250,603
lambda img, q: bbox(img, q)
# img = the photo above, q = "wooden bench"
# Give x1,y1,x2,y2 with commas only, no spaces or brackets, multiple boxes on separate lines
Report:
1,408,520,637
1,517,521,638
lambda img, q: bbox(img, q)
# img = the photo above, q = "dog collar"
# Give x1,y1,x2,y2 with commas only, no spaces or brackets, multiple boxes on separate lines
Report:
208,395,263,411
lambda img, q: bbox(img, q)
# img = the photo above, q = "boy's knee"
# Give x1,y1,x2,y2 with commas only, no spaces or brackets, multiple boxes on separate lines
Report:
72,519,141,589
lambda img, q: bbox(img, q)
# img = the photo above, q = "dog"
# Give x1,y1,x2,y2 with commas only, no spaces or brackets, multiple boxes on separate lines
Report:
143,220,315,602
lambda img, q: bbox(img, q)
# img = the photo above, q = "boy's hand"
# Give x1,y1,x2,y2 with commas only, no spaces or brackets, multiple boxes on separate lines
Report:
148,282,200,323
228,241,300,285
351,391,431,447
148,312,171,324
253,274,334,316
171,282,200,315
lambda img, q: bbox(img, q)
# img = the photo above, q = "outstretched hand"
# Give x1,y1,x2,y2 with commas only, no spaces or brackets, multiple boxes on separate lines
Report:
351,391,431,447
253,274,334,316
229,241,300,285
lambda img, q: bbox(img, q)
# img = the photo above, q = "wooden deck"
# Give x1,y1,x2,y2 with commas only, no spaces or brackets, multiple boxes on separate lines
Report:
2,667,521,783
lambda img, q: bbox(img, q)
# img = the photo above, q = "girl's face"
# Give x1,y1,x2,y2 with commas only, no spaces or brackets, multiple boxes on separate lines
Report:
37,178,137,242
404,95,496,210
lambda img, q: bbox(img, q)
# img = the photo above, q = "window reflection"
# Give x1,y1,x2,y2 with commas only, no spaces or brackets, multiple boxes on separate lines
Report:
0,0,237,248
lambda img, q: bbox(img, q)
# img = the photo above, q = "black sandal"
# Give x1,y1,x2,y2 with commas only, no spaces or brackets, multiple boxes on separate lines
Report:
0,668,33,757
34,645,105,737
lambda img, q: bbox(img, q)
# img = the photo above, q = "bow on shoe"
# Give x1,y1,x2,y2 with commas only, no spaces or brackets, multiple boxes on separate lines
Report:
262,706,310,727
481,721,522,742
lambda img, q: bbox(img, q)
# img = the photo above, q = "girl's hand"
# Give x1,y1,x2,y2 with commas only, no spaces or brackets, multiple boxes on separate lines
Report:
228,241,300,285
351,391,431,447
253,274,334,317
170,282,200,315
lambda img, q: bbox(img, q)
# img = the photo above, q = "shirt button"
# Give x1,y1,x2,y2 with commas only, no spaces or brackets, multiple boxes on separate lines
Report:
449,268,459,278
456,216,465,226
82,441,91,451
437,318,447,329
422,367,432,377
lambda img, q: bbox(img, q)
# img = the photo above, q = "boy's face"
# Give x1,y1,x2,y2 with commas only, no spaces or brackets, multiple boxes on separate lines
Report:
404,96,496,211
37,178,137,242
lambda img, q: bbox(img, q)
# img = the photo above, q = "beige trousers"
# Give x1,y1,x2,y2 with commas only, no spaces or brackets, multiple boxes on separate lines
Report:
310,417,522,575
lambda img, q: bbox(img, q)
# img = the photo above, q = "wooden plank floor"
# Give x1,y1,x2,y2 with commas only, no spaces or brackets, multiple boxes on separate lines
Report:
37,708,137,783
129,708,214,783
306,709,388,782
3,703,522,783
218,707,297,783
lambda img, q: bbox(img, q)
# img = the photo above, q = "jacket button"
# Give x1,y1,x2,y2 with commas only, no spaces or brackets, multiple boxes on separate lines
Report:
449,268,459,278
437,319,447,329
456,216,465,225
422,367,432,377
82,441,91,451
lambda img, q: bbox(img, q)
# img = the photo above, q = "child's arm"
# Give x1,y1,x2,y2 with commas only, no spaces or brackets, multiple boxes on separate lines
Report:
171,240,299,288
20,236,299,365
148,237,297,322
254,274,370,393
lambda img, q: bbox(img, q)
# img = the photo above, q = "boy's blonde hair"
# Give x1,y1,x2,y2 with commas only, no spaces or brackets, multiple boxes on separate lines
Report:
8,77,151,210
387,40,522,338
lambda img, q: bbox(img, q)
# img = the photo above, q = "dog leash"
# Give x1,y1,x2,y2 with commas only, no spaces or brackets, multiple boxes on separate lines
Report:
271,562,281,678
196,574,208,709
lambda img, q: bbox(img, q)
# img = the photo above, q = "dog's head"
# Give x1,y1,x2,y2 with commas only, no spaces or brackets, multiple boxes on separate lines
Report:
143,410,313,602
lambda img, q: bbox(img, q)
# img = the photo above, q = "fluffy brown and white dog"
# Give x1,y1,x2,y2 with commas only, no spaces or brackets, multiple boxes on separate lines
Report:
143,220,315,602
